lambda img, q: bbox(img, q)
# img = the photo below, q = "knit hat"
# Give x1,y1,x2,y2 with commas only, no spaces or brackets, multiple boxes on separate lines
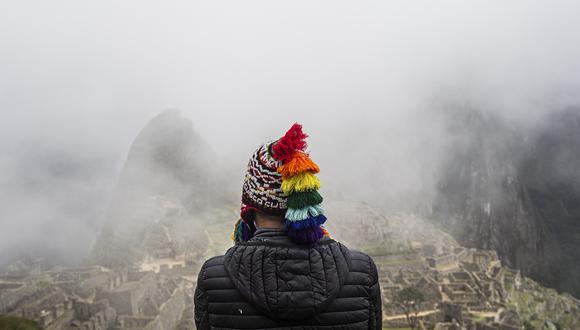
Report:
232,123,330,244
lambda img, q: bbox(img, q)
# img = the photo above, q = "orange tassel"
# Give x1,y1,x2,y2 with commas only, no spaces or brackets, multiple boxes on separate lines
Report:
277,152,320,178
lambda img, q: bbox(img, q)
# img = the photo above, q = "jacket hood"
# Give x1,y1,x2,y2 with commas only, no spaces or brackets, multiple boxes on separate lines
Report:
223,229,352,321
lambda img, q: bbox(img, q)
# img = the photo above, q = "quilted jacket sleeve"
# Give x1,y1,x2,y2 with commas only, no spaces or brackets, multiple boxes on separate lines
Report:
194,264,210,330
369,257,382,330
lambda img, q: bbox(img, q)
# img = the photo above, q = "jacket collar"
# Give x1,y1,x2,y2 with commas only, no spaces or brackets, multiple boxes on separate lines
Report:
252,228,289,240
246,228,298,246
249,228,335,246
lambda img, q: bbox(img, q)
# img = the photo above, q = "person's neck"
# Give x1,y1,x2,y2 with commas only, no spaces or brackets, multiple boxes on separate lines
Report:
255,219,285,229
254,212,285,229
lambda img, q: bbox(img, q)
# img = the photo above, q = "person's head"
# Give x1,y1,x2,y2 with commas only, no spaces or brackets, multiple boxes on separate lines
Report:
232,123,329,244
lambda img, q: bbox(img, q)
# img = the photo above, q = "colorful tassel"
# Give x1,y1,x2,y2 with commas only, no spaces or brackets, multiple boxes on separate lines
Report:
232,219,243,242
270,123,329,244
277,152,320,178
232,219,255,243
287,190,324,209
285,215,327,230
240,204,256,222
285,204,325,221
272,123,308,163
281,172,320,194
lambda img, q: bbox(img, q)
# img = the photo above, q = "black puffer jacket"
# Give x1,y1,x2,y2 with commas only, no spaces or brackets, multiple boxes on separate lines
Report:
194,229,382,329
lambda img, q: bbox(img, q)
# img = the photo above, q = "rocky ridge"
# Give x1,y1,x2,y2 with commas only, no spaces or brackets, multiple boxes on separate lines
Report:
433,108,580,298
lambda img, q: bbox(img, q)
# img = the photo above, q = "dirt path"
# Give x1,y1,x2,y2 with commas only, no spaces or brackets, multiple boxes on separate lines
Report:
384,310,437,321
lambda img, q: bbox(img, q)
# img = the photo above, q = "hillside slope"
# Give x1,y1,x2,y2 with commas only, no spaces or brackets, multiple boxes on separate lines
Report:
92,110,233,268
433,108,580,297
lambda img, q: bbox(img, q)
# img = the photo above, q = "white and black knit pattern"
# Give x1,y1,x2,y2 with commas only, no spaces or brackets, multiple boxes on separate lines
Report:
241,142,287,215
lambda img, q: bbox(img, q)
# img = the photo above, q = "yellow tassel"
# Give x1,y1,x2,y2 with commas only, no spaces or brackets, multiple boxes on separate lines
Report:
282,172,321,195
231,219,241,241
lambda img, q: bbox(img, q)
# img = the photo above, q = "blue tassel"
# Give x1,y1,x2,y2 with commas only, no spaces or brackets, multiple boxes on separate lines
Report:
285,204,325,221
284,215,327,230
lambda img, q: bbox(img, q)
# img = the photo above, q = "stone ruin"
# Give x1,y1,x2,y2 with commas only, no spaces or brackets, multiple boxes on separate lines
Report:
0,265,193,330
377,234,580,329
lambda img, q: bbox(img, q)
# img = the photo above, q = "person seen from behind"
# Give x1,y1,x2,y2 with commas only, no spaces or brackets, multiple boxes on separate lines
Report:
194,123,382,329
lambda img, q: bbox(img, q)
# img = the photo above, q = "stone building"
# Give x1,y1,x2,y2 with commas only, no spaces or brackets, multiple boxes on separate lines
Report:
0,265,191,330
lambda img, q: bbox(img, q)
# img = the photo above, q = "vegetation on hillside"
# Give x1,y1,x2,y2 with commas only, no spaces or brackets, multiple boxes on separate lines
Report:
0,315,41,330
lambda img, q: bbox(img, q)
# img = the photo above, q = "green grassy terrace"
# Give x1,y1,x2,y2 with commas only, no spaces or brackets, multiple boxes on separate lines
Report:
0,315,41,330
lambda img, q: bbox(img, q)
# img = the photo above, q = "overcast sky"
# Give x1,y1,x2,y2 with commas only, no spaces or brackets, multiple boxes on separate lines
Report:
1,0,580,265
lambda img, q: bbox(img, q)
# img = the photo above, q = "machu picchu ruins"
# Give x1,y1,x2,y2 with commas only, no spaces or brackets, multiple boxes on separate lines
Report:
3,111,580,329
2,200,579,329
0,263,194,330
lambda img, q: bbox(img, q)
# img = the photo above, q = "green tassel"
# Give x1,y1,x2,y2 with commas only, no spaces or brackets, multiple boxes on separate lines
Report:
234,220,244,243
287,190,323,209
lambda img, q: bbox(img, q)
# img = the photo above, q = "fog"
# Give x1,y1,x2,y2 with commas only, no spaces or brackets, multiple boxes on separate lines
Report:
1,0,580,267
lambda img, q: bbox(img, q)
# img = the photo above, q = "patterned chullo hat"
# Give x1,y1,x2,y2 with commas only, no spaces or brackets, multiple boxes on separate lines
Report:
233,123,329,244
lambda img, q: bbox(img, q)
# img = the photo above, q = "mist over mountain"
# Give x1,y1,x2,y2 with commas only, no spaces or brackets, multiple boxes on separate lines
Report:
522,109,580,295
432,107,580,297
0,141,117,268
92,110,234,268
113,109,233,212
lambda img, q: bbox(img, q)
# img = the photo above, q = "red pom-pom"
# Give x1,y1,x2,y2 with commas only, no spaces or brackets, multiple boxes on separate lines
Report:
272,123,308,163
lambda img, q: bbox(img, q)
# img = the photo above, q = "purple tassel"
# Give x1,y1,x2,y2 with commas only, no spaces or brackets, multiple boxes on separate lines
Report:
234,219,256,243
288,226,324,244
243,220,255,241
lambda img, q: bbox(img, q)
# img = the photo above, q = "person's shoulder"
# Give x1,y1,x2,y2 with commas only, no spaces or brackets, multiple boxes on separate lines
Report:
198,254,227,281
349,249,372,260
342,248,378,279
199,254,227,274
326,238,373,265
347,249,375,266
202,254,226,267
